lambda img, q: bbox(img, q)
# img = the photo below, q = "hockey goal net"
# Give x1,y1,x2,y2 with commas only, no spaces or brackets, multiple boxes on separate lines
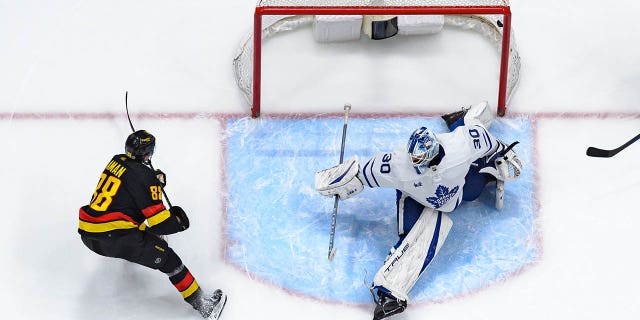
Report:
234,0,519,117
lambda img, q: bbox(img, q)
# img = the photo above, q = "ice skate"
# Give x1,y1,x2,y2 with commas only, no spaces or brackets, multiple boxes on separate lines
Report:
188,289,227,319
372,290,407,320
441,106,470,128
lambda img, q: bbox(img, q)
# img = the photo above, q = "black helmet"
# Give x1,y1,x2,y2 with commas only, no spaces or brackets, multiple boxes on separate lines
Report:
125,130,155,162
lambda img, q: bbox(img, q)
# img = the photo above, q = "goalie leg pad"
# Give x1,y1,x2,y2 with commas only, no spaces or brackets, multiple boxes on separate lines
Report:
315,155,364,200
373,208,453,301
442,101,494,131
463,100,495,129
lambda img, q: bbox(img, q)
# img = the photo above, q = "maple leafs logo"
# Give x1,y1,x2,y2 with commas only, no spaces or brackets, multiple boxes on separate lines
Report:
426,185,459,208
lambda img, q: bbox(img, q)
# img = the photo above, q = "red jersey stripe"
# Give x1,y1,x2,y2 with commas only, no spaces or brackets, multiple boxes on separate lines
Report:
79,208,138,224
141,203,166,218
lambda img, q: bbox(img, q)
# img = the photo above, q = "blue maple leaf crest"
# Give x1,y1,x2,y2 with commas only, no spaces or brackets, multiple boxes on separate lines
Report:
426,185,459,208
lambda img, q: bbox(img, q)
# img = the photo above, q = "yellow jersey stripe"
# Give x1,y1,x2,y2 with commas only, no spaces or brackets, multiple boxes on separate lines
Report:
146,209,171,227
78,220,139,233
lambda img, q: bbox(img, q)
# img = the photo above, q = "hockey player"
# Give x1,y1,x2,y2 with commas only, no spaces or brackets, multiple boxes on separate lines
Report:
78,130,227,319
315,101,522,320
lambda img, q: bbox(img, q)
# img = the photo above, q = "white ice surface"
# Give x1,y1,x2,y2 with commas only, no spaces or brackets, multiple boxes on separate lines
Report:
1,1,639,319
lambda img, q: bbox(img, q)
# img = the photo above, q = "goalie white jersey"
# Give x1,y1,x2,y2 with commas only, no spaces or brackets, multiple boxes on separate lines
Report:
358,123,498,213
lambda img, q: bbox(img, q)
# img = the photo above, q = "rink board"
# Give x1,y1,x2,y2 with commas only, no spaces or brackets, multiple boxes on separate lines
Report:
225,116,537,304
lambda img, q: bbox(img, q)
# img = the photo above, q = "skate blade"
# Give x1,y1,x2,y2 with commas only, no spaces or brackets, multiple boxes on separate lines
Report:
208,292,227,319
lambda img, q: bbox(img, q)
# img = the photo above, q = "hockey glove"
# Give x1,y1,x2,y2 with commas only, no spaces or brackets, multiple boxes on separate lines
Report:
479,141,523,210
480,141,523,182
170,206,190,231
315,155,364,200
155,169,166,187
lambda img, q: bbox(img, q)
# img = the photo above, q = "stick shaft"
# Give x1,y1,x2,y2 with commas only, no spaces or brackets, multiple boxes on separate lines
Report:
149,162,173,207
328,104,351,260
125,91,173,207
125,91,136,132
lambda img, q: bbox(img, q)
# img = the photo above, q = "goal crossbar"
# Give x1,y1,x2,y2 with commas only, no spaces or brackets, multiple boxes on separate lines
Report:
244,4,514,117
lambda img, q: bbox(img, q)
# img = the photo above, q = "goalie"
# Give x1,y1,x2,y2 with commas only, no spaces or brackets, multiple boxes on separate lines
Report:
315,101,523,320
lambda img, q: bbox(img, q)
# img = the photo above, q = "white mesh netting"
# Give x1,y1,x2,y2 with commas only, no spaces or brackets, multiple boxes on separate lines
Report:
257,0,509,7
234,1,519,113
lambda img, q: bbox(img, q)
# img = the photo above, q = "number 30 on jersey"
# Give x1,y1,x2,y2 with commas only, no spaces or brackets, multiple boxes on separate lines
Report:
469,128,482,149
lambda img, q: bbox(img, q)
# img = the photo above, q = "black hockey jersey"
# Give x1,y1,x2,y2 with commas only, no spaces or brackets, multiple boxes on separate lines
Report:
78,155,182,237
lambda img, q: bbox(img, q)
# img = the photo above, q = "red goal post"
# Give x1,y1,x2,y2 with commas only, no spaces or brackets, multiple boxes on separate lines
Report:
234,0,519,117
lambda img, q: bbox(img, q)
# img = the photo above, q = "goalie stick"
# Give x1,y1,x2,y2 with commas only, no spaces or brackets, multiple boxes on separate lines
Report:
328,104,351,261
586,132,640,158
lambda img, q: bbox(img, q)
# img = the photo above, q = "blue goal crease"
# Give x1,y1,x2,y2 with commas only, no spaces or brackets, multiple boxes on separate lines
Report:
224,116,537,304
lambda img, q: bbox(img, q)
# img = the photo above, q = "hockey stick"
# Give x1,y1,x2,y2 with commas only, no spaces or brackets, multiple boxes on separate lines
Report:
328,103,351,261
124,91,173,207
124,91,136,132
586,133,640,158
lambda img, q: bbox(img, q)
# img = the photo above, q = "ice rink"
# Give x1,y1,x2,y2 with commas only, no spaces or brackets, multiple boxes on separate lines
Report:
1,1,639,320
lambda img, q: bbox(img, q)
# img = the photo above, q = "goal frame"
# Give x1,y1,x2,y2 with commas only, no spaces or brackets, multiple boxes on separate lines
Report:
251,5,512,117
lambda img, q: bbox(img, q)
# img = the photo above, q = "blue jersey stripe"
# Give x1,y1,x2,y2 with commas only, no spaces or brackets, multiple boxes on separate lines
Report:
477,125,493,157
362,159,374,188
329,161,356,185
369,158,380,187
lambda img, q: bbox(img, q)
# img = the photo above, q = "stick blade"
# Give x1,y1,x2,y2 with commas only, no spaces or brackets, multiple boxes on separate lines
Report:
328,247,337,261
586,147,612,158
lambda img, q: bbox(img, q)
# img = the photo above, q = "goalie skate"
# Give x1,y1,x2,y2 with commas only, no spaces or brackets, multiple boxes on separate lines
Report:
372,290,407,320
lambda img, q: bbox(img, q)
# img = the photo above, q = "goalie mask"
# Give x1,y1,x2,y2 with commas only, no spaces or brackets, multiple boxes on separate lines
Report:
125,130,156,163
407,127,440,174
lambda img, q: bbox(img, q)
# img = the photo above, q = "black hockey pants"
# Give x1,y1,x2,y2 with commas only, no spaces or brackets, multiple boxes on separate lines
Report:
80,230,182,273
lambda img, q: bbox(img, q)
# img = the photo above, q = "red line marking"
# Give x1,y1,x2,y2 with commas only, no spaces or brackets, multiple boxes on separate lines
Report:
6,110,638,307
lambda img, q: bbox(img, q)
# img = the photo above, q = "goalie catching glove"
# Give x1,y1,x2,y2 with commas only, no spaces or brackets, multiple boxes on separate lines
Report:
315,155,364,200
479,140,523,210
479,140,523,182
